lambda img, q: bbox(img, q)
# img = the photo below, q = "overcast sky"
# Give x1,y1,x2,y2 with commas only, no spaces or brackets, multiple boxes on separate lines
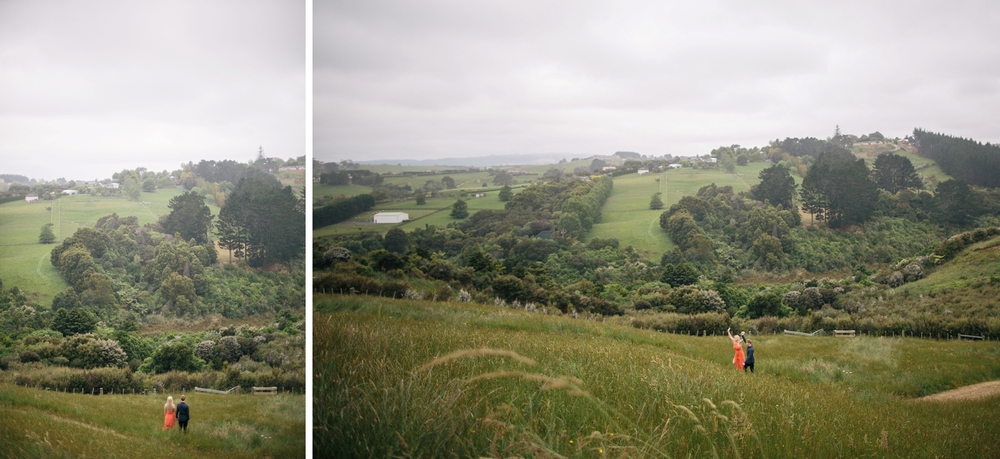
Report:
0,0,305,181
316,0,1000,163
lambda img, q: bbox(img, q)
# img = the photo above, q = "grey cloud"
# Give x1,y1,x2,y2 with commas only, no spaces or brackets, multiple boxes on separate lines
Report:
319,0,1000,163
0,0,304,180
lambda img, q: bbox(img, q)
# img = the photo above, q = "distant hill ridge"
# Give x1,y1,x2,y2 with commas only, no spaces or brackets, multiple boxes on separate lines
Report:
354,153,576,168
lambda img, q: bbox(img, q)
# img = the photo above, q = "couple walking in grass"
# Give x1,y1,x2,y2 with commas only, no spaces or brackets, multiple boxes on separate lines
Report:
163,395,191,433
727,328,754,373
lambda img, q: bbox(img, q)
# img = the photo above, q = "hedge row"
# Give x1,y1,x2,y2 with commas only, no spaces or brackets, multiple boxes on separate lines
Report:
313,194,375,229
0,195,27,205
3,366,305,394
631,311,1000,339
313,272,410,299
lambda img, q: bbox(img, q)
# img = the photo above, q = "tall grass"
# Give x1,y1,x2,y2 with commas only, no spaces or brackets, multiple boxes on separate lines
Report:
315,294,1000,458
0,382,304,458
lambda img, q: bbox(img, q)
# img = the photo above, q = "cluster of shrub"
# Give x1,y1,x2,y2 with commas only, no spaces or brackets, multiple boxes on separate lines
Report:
40,212,304,328
0,317,304,394
657,176,1000,274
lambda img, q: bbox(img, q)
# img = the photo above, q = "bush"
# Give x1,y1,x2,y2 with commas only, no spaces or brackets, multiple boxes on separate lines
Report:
216,336,242,362
194,340,215,361
150,341,198,374
739,291,788,319
20,351,41,363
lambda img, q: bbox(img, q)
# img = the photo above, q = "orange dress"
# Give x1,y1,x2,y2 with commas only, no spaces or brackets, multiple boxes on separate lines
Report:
164,409,176,430
732,341,745,370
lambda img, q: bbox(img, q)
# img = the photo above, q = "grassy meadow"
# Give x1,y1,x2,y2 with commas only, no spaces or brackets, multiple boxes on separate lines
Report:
315,294,1000,458
0,187,218,305
588,163,772,261
314,184,529,238
0,383,304,459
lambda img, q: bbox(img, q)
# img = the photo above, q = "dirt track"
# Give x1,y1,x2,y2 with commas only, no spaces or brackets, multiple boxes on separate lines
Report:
918,381,1000,402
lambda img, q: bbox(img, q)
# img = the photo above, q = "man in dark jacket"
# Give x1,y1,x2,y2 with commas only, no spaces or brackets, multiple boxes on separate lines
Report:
176,395,190,433
743,339,755,373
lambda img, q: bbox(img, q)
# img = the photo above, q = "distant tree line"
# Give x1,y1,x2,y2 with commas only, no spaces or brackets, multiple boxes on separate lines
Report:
318,170,384,187
313,194,376,229
913,128,1000,188
0,174,30,184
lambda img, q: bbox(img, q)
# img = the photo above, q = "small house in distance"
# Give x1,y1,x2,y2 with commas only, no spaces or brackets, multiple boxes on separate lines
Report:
25,194,38,203
637,169,649,175
374,212,409,224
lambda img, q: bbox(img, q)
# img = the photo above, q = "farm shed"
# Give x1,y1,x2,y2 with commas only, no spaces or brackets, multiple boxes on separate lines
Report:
374,212,409,224
25,194,38,203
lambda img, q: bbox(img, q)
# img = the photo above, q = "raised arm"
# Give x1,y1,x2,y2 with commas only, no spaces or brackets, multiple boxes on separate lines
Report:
727,327,735,342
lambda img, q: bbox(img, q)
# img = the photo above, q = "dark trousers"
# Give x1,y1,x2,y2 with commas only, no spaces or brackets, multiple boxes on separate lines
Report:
179,420,188,433
744,361,754,373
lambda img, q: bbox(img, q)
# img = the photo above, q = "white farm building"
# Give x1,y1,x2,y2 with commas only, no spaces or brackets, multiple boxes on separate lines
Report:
373,212,409,224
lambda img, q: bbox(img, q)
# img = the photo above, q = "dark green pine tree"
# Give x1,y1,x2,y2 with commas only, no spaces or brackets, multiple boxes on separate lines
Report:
935,179,981,226
800,153,878,228
451,199,469,219
873,153,922,193
216,175,304,267
752,164,798,209
38,223,56,244
498,185,513,202
160,191,214,243
649,192,664,210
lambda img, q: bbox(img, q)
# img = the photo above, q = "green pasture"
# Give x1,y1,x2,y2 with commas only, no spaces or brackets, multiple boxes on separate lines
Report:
893,149,953,183
343,164,466,174
587,163,771,262
0,383,304,459
586,172,672,260
517,157,616,175
313,185,529,238
315,295,1000,458
381,170,498,190
0,188,219,306
314,183,372,200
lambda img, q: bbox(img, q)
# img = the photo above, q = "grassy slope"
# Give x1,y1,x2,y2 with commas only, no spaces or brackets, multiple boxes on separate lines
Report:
0,188,221,306
0,384,304,459
315,295,1000,458
588,163,772,261
851,145,954,184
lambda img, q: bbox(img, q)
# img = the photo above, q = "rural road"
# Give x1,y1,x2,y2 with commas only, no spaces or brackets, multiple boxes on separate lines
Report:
918,380,1000,402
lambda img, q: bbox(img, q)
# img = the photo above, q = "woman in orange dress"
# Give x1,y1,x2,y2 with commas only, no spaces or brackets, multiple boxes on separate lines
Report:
727,328,745,370
163,396,176,430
